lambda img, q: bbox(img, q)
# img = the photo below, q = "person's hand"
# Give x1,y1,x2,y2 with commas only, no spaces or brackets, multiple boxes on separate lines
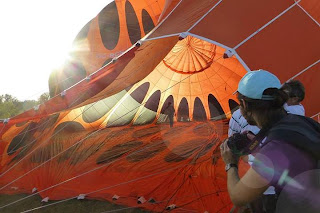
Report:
220,139,239,165
246,132,255,140
241,155,249,163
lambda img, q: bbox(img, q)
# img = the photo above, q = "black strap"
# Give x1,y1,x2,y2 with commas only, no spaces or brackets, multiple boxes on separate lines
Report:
248,114,320,159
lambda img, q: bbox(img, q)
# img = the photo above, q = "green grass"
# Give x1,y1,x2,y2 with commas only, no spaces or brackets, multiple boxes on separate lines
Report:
0,194,149,213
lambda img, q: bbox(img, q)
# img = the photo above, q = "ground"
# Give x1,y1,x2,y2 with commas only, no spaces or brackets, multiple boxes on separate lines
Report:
0,194,148,213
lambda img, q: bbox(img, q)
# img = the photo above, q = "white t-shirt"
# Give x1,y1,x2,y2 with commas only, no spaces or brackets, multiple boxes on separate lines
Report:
283,103,305,116
228,108,260,137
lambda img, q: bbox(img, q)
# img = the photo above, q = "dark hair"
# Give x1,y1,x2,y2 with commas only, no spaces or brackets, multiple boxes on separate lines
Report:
281,80,305,102
237,88,288,128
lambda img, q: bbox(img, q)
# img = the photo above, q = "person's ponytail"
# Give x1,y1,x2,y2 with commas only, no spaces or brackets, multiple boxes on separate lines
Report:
263,88,288,108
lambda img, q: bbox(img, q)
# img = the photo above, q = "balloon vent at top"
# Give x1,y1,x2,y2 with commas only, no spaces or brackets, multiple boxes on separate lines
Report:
163,36,216,74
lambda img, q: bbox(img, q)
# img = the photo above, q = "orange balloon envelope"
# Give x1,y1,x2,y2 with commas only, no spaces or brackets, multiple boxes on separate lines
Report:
0,0,319,212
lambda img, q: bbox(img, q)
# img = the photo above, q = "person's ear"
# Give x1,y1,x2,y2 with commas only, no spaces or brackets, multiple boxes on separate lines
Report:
293,97,300,104
241,99,248,110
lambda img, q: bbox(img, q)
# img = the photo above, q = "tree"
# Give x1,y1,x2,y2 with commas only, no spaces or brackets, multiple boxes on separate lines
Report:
38,92,50,104
0,94,18,104
0,92,51,119
0,94,22,118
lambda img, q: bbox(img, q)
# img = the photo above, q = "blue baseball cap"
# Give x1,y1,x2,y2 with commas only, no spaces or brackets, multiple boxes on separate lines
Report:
236,69,281,100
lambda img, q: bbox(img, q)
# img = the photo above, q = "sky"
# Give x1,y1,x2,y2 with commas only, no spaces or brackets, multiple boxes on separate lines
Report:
0,0,112,101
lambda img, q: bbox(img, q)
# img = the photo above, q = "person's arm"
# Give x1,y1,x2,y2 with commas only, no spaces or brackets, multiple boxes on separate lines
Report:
220,141,270,206
227,167,269,206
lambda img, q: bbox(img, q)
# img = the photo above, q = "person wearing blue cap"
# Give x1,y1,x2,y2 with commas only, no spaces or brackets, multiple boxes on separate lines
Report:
220,70,320,213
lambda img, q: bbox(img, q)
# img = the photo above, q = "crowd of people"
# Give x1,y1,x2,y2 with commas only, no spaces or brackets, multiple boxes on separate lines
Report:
221,70,320,213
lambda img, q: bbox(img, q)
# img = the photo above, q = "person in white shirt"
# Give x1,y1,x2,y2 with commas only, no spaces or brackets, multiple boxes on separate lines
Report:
281,80,305,116
228,108,260,137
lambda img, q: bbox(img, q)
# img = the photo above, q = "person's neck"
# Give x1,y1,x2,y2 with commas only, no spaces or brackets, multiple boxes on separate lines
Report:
286,102,300,106
254,110,287,129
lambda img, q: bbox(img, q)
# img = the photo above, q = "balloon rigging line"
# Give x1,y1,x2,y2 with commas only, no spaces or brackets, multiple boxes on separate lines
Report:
10,110,220,212
0,41,182,177
144,33,180,41
0,87,96,174
143,0,184,40
150,134,220,213
0,114,60,157
177,193,232,213
233,0,300,50
74,51,224,114
3,31,222,144
0,104,85,159
213,60,239,93
288,59,320,81
4,124,31,157
190,164,208,210
4,0,303,124
100,191,229,213
151,187,227,213
9,112,221,211
0,115,218,209
3,0,316,209
0,52,135,177
88,40,184,102
186,33,232,53
185,31,254,73
24,166,207,213
2,47,118,123
232,52,252,72
196,56,230,101
20,88,49,104
0,52,224,183
210,158,227,207
311,112,320,119
311,112,320,123
21,67,83,102
36,29,170,110
21,155,221,213
1,45,225,209
24,180,224,213
49,71,87,92
297,3,320,27
0,90,93,179
1,43,143,156
0,123,6,138
160,163,196,213
7,36,219,145
165,137,221,212
160,133,221,213
3,0,318,210
0,53,223,184
88,42,137,79
2,139,189,209
186,0,223,32
8,152,214,211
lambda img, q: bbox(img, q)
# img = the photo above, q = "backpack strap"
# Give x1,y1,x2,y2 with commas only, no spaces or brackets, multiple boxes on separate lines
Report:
268,115,320,159
247,114,320,159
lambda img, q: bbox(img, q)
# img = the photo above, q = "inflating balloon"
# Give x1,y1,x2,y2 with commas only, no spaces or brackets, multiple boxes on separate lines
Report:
0,0,319,212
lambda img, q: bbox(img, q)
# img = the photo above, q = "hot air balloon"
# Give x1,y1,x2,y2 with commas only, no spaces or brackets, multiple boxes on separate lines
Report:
0,0,319,212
